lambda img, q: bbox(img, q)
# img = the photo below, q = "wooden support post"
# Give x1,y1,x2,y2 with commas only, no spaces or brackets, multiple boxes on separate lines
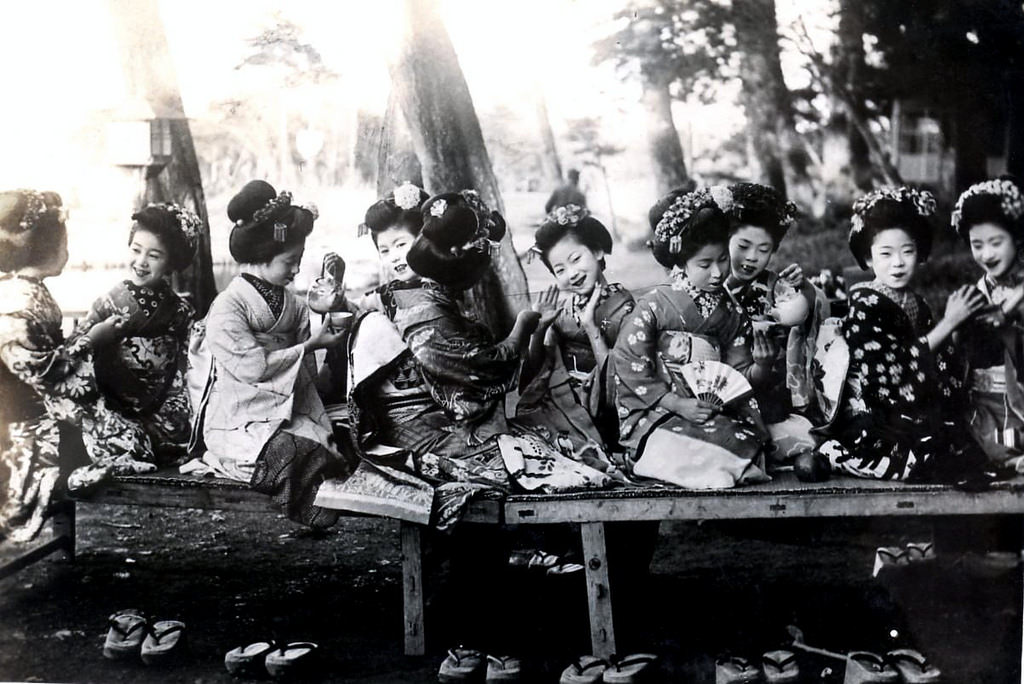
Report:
1020,516,1024,684
581,521,615,659
400,521,426,656
50,499,76,562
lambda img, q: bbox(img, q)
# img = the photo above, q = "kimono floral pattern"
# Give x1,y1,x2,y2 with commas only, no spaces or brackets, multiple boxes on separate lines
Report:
611,277,769,488
72,280,194,454
0,276,156,542
816,281,983,480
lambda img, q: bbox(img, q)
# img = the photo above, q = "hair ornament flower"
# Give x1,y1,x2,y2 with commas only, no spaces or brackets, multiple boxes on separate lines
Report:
9,190,50,234
850,186,936,236
709,185,733,213
151,202,202,251
951,178,1024,233
393,182,423,211
430,199,448,218
546,203,589,227
654,188,718,254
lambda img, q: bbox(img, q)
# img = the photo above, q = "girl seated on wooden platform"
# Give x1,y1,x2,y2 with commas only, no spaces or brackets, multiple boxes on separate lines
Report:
611,187,772,489
721,182,828,462
70,203,199,463
0,190,157,542
517,204,633,466
815,186,989,482
184,180,354,529
950,176,1024,469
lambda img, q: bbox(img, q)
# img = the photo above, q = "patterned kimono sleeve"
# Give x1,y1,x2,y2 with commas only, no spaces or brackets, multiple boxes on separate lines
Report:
0,309,96,411
400,311,520,392
723,313,756,376
611,292,671,439
845,288,929,421
205,297,304,384
599,289,636,347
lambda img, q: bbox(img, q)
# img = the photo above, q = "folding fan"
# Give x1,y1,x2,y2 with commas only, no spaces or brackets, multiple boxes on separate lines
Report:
678,360,753,408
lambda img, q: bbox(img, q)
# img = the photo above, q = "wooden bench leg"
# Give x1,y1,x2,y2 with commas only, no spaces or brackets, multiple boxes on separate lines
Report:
581,521,615,659
400,521,426,656
51,499,75,562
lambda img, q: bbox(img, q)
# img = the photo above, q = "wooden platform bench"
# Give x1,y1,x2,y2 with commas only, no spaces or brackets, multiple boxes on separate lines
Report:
0,468,502,657
503,472,1024,679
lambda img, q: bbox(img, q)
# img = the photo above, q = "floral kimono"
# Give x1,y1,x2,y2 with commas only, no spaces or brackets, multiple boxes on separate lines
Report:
958,267,1024,466
729,270,829,461
185,274,354,528
517,282,635,461
0,275,155,541
376,281,612,497
816,281,985,481
612,273,770,489
72,280,193,458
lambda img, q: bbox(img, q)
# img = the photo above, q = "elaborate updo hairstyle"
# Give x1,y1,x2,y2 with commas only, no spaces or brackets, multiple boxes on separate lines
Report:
0,189,66,273
951,176,1024,243
406,190,506,290
848,186,936,270
533,204,613,271
720,182,798,248
648,187,730,269
228,180,316,265
130,203,202,271
363,181,430,246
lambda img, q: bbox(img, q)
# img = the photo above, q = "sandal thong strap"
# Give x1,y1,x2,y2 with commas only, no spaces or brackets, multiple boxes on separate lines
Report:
888,651,931,672
763,652,797,671
448,647,482,666
108,613,146,639
614,653,657,670
149,623,186,643
716,655,754,669
574,657,609,674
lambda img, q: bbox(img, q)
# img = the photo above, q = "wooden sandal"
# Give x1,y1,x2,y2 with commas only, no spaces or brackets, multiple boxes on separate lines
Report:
102,609,147,660
486,654,521,682
715,654,761,683
140,619,187,665
603,653,658,683
438,646,485,682
762,649,800,683
885,649,942,683
224,641,275,678
560,655,610,684
264,641,319,680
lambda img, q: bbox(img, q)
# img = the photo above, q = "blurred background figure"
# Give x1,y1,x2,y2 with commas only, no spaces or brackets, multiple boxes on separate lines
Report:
544,168,587,213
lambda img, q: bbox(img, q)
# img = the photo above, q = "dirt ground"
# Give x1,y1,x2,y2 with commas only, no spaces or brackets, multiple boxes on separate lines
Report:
0,504,1020,683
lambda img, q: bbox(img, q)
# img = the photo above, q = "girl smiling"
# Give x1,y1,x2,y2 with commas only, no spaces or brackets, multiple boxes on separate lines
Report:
611,188,771,489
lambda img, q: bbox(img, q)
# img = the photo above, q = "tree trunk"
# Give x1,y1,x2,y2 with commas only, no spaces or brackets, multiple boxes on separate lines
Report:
376,88,423,196
733,0,812,200
533,84,563,186
1009,73,1024,179
641,74,690,197
108,0,216,317
388,0,529,335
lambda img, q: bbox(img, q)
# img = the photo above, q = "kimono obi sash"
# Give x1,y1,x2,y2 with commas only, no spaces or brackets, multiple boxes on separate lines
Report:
971,365,1007,394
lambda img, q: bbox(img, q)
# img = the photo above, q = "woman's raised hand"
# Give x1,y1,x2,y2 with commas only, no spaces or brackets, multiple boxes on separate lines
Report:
86,313,129,348
304,321,348,352
778,263,804,288
944,285,988,328
532,285,561,330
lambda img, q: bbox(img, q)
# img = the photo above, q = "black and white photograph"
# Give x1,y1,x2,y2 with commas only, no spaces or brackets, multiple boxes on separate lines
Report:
1,0,1024,681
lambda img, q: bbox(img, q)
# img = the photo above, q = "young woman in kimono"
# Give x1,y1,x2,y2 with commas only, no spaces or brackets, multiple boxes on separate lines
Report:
721,182,827,462
950,177,1024,467
71,203,199,462
0,190,155,542
186,180,353,529
815,187,989,481
611,188,772,489
518,204,634,462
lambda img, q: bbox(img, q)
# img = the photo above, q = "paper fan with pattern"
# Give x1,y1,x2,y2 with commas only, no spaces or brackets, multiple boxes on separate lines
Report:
679,360,753,408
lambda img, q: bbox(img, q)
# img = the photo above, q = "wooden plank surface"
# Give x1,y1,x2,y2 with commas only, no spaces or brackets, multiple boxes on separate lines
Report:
505,474,1024,524
400,522,426,656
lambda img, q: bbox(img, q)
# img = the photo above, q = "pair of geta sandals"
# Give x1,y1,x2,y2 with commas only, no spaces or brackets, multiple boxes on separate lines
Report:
438,647,520,682
103,609,186,664
716,651,800,683
225,640,320,680
559,653,659,683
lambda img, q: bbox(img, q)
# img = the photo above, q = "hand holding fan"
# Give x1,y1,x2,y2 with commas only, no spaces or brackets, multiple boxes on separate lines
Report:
679,360,753,408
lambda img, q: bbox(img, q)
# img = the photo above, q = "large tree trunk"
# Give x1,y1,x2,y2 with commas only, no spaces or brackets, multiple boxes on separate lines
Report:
733,0,812,201
641,74,690,197
376,88,423,195
388,0,529,335
108,0,216,317
533,85,563,186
